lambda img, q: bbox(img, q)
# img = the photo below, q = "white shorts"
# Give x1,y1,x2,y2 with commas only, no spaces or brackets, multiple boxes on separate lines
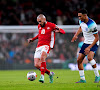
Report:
34,45,50,58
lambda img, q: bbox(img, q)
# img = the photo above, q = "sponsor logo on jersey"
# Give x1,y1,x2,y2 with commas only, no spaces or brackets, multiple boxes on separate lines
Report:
47,27,50,30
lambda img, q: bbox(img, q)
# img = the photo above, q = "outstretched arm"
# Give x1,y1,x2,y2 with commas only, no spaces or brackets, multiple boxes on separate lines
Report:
71,26,82,42
54,27,65,34
28,34,38,43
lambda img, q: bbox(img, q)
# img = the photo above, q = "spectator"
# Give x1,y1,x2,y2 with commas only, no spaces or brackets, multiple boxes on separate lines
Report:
0,0,100,25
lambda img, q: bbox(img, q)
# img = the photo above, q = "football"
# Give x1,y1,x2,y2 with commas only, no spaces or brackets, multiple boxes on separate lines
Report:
27,71,37,81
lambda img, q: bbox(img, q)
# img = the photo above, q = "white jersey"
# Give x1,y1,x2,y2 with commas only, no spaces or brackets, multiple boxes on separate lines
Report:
79,17,99,45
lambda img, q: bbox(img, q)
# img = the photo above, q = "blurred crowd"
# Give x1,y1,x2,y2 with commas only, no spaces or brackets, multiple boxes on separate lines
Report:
0,33,77,65
0,32,100,66
0,0,100,25
0,0,100,69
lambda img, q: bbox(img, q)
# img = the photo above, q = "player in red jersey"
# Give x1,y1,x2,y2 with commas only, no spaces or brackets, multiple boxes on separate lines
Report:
28,14,65,83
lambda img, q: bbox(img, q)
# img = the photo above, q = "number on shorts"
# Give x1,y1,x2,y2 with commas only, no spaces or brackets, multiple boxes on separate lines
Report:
45,46,49,51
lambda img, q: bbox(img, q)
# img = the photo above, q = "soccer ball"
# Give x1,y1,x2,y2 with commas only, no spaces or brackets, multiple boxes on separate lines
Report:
27,71,37,81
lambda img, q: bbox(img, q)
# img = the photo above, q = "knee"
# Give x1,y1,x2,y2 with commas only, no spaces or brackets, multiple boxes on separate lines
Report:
87,56,93,61
34,63,40,69
40,56,45,61
77,58,83,64
40,52,46,62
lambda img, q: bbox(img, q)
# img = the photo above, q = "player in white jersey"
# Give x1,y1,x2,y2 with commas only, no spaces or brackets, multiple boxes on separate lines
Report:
71,9,100,83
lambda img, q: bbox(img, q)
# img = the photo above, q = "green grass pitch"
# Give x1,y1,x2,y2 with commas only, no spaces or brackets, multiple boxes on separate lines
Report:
0,69,100,90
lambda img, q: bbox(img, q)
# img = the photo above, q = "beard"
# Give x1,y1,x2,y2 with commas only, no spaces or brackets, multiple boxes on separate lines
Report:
81,18,86,22
40,22,46,27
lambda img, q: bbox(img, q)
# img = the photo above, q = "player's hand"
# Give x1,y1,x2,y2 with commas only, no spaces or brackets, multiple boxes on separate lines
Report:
27,38,33,43
84,47,90,55
71,36,78,42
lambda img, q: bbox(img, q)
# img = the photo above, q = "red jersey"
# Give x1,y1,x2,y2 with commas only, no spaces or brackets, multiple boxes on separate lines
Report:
37,22,56,48
32,21,65,48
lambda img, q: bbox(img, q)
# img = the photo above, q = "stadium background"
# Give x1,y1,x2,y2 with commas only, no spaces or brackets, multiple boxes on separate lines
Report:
0,0,100,70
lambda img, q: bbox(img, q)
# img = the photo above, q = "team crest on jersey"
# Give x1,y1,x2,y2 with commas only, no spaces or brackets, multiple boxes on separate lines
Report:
86,28,88,31
39,27,42,29
47,27,50,30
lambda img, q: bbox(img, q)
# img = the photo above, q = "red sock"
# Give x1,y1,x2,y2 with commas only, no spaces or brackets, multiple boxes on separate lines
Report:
41,62,46,75
39,68,50,75
45,68,50,75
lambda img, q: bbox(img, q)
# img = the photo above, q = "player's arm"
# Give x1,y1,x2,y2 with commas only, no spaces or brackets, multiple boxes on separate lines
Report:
71,26,82,42
28,34,38,43
84,33,99,55
54,27,65,34
88,33,99,49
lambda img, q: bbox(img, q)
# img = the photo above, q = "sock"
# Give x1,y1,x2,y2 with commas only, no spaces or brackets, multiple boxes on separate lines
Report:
90,59,99,77
39,68,50,75
79,70,85,80
45,68,50,75
89,59,96,65
49,72,53,76
41,74,44,80
40,62,46,75
93,67,99,77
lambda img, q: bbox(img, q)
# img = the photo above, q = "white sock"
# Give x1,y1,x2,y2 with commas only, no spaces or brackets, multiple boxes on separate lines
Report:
49,72,52,76
90,59,99,77
89,59,96,65
79,70,85,80
41,74,44,80
93,67,99,77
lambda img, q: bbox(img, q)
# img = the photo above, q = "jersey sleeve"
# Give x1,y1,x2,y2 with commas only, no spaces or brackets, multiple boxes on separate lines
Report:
51,23,65,34
59,28,65,34
51,23,56,30
89,23,98,34
92,27,98,34
78,43,81,48
79,20,82,25
78,42,83,48
32,34,38,41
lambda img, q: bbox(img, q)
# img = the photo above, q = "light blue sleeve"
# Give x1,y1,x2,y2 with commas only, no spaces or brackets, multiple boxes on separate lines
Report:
78,42,83,48
79,20,82,25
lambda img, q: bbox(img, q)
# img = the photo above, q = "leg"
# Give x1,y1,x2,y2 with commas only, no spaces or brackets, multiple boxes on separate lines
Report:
83,57,88,70
34,47,51,75
39,51,47,83
76,53,86,83
87,51,96,68
77,53,85,70
40,51,47,75
34,58,41,69
88,51,100,83
39,51,54,83
34,58,51,75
